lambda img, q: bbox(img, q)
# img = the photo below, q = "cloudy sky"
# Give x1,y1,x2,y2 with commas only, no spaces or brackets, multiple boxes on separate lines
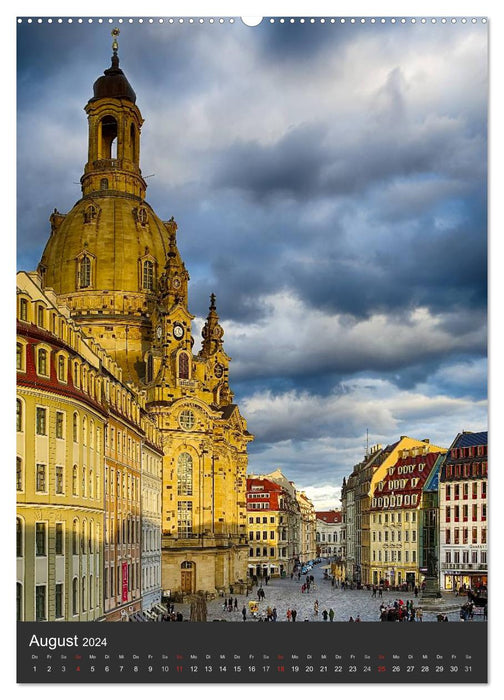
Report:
16,17,488,509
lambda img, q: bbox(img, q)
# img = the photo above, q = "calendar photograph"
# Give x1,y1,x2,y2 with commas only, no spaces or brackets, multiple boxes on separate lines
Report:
16,14,488,683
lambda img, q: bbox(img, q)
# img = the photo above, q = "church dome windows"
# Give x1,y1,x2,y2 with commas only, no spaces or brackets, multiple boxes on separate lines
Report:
83,204,98,224
143,260,154,290
138,251,156,292
75,250,95,290
100,178,109,190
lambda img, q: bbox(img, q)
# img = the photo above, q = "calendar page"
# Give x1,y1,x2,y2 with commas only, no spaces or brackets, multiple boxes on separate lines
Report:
15,13,488,684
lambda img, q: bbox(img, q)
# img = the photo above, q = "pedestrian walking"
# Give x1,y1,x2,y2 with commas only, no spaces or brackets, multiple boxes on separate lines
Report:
322,609,328,621
291,609,297,622
234,597,238,610
329,608,335,622
287,608,292,622
242,606,247,621
314,600,319,615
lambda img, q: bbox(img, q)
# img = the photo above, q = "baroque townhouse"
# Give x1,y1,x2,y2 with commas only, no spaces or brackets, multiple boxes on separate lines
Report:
369,446,447,588
17,272,106,621
439,431,488,591
315,510,343,558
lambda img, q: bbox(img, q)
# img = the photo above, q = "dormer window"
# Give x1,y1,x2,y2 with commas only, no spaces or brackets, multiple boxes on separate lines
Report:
137,207,148,225
19,298,28,321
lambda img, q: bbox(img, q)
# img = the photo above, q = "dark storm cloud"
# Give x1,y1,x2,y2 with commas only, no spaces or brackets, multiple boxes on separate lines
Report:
15,19,488,503
211,97,485,204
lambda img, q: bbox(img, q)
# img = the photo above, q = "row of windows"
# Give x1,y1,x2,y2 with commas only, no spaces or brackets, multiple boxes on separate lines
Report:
450,445,487,459
248,531,276,541
316,532,339,542
372,529,416,543
444,550,487,565
142,527,161,552
445,504,487,522
372,511,417,524
18,402,102,450
105,467,140,501
248,516,277,524
142,563,161,591
104,562,140,600
444,527,487,545
16,519,101,558
445,482,487,499
105,517,141,545
17,575,100,621
445,461,488,478
372,493,419,508
17,456,100,498
249,547,277,558
372,549,417,563
105,427,141,463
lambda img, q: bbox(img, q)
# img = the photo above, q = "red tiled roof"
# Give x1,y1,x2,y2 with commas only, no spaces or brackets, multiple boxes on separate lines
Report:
315,511,342,523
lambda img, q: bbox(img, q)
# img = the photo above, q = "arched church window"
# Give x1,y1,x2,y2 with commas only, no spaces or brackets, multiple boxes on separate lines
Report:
79,256,91,289
178,352,189,380
100,178,109,190
177,453,193,496
83,205,97,223
143,260,154,290
138,207,148,225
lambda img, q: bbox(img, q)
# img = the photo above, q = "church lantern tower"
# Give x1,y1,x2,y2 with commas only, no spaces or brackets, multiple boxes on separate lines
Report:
38,30,172,384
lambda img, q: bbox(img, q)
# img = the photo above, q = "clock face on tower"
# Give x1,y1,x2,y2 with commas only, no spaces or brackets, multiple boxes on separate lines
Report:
173,323,184,340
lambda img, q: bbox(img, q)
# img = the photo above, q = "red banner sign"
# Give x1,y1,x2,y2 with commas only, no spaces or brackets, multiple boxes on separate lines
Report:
122,562,128,602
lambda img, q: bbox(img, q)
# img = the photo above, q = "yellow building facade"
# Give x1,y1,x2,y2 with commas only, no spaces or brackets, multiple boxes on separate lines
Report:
369,439,447,588
35,38,253,596
17,272,106,621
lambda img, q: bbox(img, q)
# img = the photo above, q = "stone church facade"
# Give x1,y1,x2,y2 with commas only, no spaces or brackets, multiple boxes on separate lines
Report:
36,37,253,596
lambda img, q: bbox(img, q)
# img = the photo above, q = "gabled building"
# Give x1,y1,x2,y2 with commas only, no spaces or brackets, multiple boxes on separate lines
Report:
246,477,295,577
369,442,446,588
439,431,488,592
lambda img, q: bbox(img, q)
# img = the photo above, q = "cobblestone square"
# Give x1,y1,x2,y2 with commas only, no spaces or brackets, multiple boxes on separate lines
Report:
175,562,484,623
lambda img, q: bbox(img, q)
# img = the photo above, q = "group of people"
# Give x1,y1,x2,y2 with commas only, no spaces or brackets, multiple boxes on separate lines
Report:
379,599,423,622
222,597,239,612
